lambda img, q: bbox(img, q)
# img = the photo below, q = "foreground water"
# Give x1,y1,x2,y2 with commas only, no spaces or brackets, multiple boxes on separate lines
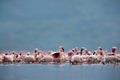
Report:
0,63,120,80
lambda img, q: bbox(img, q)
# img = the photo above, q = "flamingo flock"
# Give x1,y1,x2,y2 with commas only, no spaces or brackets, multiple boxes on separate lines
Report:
0,46,120,65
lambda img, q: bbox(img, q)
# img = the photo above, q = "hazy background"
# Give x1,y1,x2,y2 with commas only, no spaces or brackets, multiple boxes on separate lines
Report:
0,0,120,52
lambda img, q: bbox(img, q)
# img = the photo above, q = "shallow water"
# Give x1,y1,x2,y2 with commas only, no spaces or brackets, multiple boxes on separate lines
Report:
0,63,120,80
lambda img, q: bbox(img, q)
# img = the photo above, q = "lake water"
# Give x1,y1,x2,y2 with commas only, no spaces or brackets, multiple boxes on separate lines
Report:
0,63,120,80
0,0,120,52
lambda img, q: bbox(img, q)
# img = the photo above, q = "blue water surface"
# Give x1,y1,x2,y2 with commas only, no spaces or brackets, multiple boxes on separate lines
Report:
0,64,120,80
0,0,120,52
